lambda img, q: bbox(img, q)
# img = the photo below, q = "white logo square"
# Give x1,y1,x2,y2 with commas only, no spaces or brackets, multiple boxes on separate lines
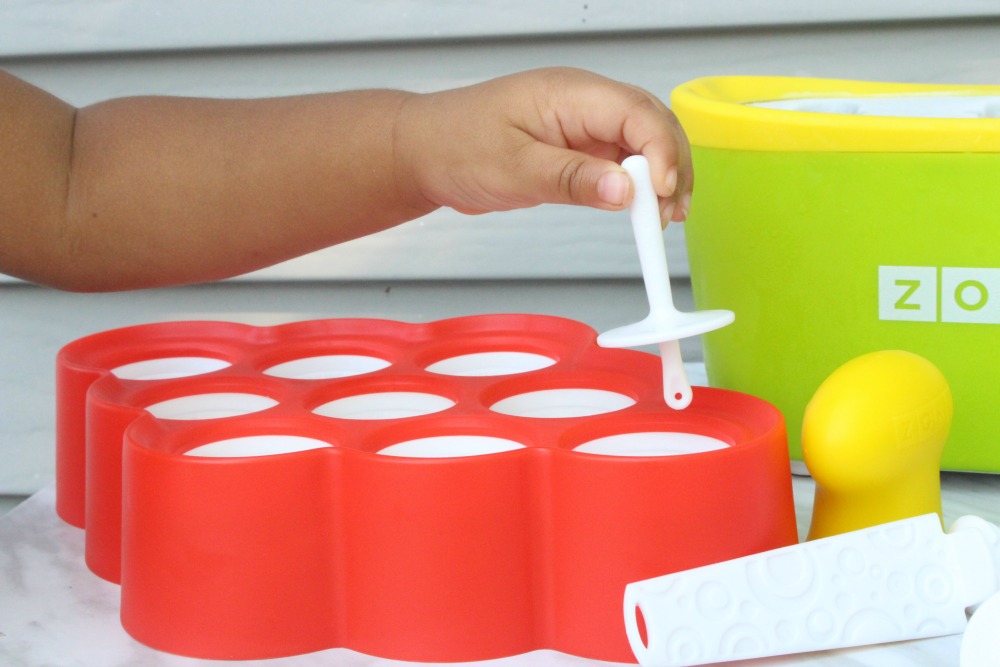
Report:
878,266,937,322
941,267,1000,324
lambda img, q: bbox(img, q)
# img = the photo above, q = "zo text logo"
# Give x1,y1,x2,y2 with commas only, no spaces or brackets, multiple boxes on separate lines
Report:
879,266,1000,324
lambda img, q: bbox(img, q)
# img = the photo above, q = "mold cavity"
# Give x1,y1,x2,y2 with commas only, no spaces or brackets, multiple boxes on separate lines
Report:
145,393,278,420
425,351,556,376
111,357,231,380
378,435,526,458
574,432,729,457
263,354,390,379
313,392,454,420
490,389,634,418
184,435,332,457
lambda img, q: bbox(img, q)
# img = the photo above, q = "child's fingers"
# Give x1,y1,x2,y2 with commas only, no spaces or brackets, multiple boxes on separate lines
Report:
542,72,693,217
615,88,694,217
520,142,634,210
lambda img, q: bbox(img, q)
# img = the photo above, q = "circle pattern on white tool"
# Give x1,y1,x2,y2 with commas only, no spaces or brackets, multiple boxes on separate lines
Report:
425,351,556,376
490,389,635,418
263,355,390,379
575,432,729,456
184,435,333,457
112,357,231,380
146,393,279,420
314,392,455,420
378,435,526,458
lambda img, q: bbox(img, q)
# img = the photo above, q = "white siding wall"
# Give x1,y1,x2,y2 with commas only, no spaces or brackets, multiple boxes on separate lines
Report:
3,3,1000,493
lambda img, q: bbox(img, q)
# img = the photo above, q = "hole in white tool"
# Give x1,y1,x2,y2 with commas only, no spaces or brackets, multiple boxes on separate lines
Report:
378,435,526,458
145,393,278,420
635,604,649,650
112,357,231,380
490,388,634,418
313,392,454,420
425,351,556,376
263,355,390,379
574,432,729,456
184,435,332,457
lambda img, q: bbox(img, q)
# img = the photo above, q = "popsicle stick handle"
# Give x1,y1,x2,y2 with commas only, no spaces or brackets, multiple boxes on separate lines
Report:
622,155,676,320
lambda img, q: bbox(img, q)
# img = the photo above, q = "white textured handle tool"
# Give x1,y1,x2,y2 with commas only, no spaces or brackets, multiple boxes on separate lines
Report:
597,156,733,410
624,513,1000,666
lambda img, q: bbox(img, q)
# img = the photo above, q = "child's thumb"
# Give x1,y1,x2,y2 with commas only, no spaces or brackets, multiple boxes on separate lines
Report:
529,145,633,210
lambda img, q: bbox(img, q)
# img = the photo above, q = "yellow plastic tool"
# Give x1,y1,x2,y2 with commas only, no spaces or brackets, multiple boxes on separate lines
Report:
803,350,952,540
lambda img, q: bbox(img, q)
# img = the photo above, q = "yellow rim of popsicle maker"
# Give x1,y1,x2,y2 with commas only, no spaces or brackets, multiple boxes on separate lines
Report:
671,76,1000,153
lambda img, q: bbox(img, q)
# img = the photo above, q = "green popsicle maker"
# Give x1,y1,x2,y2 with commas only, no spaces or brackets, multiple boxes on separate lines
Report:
672,76,1000,473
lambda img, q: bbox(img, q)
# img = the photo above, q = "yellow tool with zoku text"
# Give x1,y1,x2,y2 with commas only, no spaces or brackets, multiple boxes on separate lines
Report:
803,350,953,540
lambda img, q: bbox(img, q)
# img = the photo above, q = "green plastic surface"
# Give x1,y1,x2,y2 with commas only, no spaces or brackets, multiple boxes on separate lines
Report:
686,147,1000,472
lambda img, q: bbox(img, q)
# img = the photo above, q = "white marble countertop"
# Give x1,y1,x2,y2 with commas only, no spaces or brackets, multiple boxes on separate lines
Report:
2,468,998,666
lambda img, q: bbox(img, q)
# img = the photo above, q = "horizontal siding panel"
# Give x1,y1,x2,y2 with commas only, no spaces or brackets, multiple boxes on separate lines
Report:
3,0,1000,57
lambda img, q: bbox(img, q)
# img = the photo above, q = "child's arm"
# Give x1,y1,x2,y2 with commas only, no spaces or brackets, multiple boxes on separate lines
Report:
0,67,691,292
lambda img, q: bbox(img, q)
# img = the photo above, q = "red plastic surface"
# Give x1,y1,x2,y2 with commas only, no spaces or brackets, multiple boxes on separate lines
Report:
55,314,797,662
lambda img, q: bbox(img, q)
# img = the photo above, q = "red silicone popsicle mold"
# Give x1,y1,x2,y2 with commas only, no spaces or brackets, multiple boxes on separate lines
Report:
55,314,797,662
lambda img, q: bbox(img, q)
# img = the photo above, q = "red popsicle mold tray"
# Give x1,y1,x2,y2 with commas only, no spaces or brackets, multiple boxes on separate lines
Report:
55,314,797,662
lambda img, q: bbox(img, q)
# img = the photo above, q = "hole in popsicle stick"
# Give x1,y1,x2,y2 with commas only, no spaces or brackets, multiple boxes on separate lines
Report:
425,352,556,377
263,355,391,379
145,393,278,420
313,392,454,420
378,435,526,458
982,103,1000,118
184,435,333,458
111,357,231,380
574,432,730,457
490,389,634,418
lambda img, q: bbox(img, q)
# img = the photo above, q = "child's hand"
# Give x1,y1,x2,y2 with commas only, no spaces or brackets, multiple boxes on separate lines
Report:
394,67,693,225
1,66,691,291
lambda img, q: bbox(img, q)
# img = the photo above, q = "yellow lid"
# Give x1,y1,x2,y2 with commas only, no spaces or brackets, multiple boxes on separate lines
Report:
670,76,1000,153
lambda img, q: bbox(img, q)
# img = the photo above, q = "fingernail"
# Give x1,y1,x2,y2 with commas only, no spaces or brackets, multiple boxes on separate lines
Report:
664,168,678,197
674,193,692,222
598,170,630,207
660,201,675,229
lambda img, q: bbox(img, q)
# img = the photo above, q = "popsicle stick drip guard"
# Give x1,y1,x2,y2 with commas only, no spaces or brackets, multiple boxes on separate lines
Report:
55,314,796,662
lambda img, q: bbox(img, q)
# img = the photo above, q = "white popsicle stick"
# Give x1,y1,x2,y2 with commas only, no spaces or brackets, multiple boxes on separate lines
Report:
657,340,691,410
597,156,733,410
624,513,1000,667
